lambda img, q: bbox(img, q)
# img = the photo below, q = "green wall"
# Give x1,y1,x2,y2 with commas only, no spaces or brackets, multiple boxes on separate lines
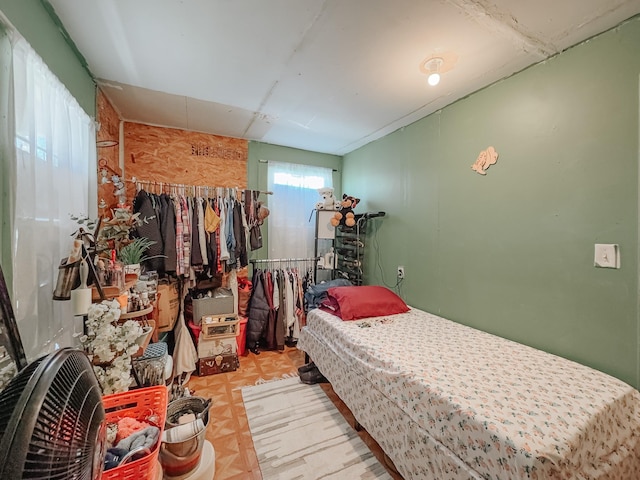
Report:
247,141,342,259
0,0,95,117
344,17,640,388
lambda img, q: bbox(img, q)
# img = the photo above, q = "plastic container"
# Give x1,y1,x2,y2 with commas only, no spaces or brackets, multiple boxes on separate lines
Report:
237,316,248,356
101,385,168,480
187,320,202,346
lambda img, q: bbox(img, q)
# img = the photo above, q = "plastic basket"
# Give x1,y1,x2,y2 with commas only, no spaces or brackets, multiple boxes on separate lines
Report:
101,385,168,480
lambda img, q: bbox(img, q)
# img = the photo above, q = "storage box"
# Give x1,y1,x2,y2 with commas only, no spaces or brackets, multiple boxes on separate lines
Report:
192,289,235,325
201,313,239,338
197,332,237,358
197,354,239,376
157,281,179,332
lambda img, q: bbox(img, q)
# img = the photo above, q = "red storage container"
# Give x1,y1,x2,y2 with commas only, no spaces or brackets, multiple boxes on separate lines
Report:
101,385,168,480
187,320,202,346
236,316,248,356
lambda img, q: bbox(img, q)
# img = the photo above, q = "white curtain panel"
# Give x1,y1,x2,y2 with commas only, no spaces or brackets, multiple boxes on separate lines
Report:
10,37,95,360
267,161,333,260
0,24,13,274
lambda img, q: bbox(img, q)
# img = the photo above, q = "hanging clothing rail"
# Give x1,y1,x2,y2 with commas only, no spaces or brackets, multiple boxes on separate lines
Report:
131,177,273,196
250,257,319,264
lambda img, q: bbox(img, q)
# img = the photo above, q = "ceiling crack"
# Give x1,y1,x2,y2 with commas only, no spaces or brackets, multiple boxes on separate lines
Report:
446,0,559,58
244,0,330,137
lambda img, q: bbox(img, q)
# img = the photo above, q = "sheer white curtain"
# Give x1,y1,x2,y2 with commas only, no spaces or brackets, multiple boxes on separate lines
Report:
8,37,95,360
267,161,333,259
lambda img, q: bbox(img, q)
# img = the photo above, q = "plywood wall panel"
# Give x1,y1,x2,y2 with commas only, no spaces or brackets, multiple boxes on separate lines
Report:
124,122,247,203
96,89,122,215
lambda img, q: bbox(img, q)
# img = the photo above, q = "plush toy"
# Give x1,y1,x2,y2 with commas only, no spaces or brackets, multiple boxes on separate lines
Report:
330,194,360,227
315,187,339,210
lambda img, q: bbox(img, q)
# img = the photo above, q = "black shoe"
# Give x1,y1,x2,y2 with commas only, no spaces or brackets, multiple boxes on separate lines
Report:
300,367,328,384
297,362,316,375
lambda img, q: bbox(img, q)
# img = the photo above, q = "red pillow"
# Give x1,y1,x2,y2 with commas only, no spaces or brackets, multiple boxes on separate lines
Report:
320,285,409,320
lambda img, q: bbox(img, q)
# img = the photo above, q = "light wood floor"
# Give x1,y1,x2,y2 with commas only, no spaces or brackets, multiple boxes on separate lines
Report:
186,346,402,480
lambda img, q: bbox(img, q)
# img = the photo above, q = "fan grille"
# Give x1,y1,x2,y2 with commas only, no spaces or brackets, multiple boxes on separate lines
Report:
0,357,43,436
0,348,105,480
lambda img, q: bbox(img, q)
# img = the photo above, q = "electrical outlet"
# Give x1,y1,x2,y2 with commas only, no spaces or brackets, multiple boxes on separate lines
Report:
397,266,405,279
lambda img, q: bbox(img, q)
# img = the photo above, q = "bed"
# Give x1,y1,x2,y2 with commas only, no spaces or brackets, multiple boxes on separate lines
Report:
297,287,640,480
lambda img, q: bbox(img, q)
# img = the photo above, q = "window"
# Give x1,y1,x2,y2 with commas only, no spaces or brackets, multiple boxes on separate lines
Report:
267,161,333,260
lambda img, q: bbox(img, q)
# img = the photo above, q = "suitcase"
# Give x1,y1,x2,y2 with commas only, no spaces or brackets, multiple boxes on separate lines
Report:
197,353,239,376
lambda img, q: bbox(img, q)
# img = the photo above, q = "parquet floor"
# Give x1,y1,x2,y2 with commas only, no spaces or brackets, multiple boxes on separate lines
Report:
186,346,402,480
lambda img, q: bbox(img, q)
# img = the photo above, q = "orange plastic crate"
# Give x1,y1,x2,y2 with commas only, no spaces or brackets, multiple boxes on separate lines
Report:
101,385,168,480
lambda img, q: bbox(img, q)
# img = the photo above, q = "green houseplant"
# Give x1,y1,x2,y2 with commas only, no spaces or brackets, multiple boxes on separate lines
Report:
117,236,157,267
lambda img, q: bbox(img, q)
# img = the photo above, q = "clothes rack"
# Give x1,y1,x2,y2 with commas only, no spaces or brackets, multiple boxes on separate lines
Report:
250,257,320,280
250,257,319,264
131,177,272,196
246,258,316,353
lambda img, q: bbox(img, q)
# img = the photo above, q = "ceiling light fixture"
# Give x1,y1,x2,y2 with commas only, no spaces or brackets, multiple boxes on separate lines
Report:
424,57,444,86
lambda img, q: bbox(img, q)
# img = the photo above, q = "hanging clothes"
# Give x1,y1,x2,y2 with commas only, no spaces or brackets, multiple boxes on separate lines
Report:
132,189,164,272
160,194,177,273
132,185,263,278
246,268,270,353
246,262,315,353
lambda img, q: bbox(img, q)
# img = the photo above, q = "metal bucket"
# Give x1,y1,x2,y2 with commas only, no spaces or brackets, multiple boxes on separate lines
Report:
160,397,211,478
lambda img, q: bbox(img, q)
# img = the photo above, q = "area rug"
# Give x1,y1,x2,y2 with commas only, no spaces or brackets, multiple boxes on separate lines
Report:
242,376,393,479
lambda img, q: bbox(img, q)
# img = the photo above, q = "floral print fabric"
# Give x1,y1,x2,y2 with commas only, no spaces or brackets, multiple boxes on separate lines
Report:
298,308,640,479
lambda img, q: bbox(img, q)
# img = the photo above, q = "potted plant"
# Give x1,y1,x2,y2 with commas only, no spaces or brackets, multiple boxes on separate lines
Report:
117,236,157,275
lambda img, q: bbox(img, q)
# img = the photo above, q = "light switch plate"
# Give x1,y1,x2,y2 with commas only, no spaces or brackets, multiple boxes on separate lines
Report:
594,244,620,269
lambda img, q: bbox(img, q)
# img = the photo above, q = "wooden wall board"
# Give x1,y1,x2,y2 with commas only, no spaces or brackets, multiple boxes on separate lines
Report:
96,89,122,215
124,122,248,203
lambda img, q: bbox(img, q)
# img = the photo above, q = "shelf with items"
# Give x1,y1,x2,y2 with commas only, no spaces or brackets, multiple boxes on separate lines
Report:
333,212,386,286
334,217,366,285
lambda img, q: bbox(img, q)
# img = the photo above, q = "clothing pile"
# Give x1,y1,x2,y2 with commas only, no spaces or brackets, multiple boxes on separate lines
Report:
104,417,160,471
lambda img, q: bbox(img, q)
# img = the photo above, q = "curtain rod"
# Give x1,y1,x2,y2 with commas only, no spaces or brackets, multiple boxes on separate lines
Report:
250,257,319,264
131,177,272,195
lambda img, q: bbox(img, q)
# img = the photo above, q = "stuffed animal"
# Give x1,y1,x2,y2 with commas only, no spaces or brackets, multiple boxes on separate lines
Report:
316,187,339,210
330,194,360,227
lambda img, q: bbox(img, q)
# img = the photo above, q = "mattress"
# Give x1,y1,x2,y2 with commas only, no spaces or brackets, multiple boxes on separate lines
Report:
297,307,640,480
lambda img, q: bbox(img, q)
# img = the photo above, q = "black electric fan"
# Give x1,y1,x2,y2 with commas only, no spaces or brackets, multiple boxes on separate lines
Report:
0,264,106,479
0,348,106,479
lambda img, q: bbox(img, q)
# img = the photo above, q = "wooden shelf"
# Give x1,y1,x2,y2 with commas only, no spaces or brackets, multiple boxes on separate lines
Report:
91,273,139,301
119,305,153,320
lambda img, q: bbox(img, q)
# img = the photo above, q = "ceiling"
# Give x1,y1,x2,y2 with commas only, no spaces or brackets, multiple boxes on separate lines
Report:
47,0,640,156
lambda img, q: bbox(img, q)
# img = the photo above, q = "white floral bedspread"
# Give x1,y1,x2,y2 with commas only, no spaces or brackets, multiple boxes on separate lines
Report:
302,308,640,479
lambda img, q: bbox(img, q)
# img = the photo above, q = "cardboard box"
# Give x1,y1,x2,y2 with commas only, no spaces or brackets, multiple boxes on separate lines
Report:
192,289,235,325
157,281,179,332
197,332,237,358
197,354,239,376
201,314,238,338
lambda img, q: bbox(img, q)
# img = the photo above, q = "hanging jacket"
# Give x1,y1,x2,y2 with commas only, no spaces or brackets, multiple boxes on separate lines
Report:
160,194,177,273
275,270,286,350
190,197,203,268
246,269,270,351
133,190,164,272
233,200,248,268
263,271,277,350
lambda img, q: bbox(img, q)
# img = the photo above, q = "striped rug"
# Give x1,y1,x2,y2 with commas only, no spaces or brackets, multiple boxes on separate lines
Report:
242,376,392,479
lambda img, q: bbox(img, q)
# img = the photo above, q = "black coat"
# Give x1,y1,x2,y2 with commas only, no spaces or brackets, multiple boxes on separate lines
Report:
246,269,270,351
